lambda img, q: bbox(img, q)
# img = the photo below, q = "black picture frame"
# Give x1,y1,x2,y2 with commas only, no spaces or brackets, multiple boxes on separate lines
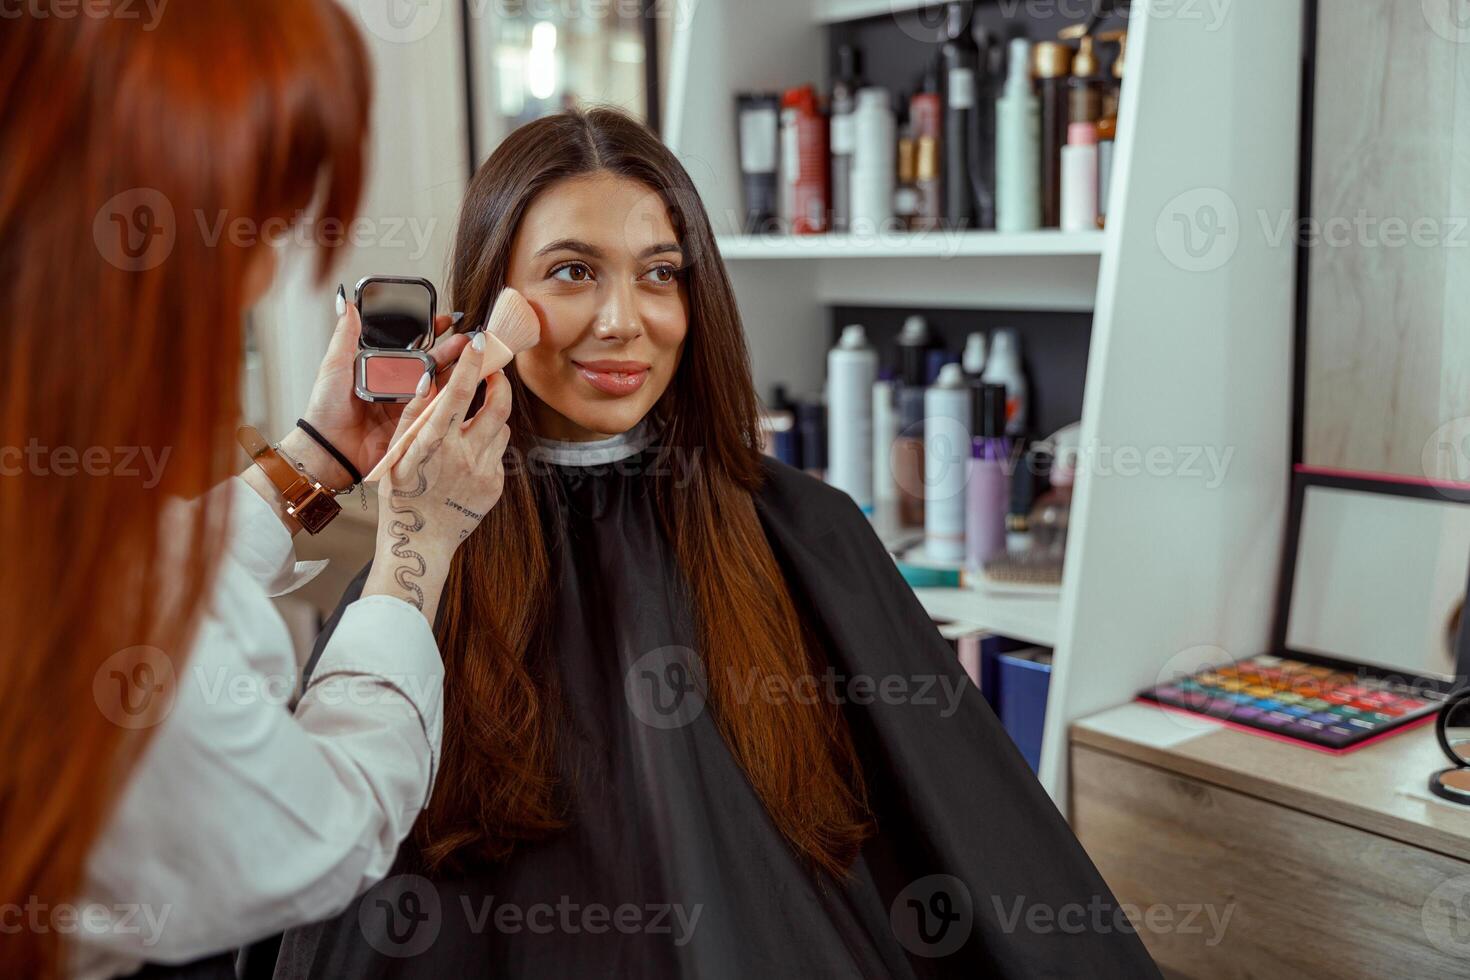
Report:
1270,467,1470,697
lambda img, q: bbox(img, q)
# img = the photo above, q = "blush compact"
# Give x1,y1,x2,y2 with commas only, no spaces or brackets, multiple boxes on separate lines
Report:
356,348,435,401
354,276,437,403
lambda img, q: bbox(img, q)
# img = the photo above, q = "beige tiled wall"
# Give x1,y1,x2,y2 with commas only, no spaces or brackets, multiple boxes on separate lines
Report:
1305,0,1470,481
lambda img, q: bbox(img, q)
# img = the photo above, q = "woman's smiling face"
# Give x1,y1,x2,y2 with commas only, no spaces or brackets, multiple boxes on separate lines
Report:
506,172,689,442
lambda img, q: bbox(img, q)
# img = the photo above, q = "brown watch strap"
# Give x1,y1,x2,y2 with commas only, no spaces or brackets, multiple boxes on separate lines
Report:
236,426,342,535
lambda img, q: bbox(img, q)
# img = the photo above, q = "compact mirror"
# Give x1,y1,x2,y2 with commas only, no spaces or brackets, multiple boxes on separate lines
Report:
358,277,435,351
1430,690,1470,805
354,276,437,403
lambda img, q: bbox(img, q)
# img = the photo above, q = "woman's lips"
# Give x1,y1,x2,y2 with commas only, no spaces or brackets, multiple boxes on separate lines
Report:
574,360,650,397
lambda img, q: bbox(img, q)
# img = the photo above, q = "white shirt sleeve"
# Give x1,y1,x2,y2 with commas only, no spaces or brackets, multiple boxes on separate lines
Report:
69,478,443,979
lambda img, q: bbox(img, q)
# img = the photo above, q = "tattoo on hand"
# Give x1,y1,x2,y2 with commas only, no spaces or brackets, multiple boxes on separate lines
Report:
444,498,485,521
386,436,444,611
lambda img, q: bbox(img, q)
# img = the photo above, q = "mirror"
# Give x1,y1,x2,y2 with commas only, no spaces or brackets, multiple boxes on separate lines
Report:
1286,485,1470,682
1431,691,1470,806
1303,1,1470,484
1441,693,1470,768
358,278,434,351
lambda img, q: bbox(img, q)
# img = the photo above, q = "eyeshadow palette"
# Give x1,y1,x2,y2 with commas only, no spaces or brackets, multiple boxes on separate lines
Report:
1138,654,1441,752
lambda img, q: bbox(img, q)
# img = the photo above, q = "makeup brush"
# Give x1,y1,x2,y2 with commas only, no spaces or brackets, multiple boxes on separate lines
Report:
365,287,539,484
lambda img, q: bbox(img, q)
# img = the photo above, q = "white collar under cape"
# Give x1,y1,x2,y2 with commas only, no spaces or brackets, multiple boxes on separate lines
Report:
531,418,657,466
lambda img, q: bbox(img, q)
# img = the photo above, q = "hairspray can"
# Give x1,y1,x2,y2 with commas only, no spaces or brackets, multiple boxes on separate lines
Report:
850,87,896,233
925,364,973,563
827,325,878,513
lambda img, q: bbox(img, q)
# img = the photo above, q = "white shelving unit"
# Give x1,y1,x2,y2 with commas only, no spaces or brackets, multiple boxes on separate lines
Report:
813,0,940,24
715,230,1105,259
914,585,1061,649
665,0,1302,809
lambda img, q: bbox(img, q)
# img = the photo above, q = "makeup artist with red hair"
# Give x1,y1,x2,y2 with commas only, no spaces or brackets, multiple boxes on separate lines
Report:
0,5,511,979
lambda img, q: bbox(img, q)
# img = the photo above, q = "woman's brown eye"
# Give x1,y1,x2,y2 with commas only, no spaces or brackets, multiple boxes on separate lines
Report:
552,262,592,283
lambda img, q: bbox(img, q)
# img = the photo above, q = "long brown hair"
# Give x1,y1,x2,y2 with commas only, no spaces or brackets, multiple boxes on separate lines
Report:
424,108,871,879
0,5,369,976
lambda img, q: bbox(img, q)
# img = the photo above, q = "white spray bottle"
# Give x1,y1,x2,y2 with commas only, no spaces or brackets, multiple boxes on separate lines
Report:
827,324,878,513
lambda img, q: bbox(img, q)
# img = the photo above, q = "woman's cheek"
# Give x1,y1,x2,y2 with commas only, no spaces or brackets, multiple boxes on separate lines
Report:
525,293,586,349
641,294,688,346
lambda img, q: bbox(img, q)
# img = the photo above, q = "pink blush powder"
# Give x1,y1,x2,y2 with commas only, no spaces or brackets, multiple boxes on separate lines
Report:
365,356,426,396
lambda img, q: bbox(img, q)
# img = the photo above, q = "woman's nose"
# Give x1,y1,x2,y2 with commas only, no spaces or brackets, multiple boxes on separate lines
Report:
592,281,643,344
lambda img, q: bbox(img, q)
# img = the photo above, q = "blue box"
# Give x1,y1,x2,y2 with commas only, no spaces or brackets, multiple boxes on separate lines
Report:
994,649,1053,773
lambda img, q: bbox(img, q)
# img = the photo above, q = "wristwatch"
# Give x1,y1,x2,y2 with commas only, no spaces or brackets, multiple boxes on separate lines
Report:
236,426,342,534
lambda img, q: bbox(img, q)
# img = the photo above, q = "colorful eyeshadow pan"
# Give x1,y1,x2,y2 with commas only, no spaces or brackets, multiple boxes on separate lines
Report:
1138,654,1440,751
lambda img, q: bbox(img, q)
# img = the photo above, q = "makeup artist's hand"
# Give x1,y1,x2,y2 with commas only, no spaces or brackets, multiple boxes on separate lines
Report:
361,333,513,622
299,286,472,485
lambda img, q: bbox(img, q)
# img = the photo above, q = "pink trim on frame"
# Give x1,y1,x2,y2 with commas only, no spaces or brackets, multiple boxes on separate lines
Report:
1295,463,1470,494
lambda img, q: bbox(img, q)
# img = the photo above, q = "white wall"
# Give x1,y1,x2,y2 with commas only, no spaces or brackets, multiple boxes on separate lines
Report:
253,1,472,439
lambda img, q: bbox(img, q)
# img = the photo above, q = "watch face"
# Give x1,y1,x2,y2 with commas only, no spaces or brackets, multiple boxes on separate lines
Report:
289,488,341,535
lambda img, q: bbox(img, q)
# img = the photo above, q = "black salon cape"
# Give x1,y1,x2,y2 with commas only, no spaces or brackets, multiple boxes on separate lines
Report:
238,454,1158,980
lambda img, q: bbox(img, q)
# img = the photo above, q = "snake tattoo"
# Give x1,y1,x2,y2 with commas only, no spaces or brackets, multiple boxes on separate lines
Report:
385,430,448,611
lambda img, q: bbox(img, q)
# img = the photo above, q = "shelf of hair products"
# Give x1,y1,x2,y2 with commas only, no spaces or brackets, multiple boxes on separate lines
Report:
737,2,1131,767
759,309,1076,769
733,3,1126,241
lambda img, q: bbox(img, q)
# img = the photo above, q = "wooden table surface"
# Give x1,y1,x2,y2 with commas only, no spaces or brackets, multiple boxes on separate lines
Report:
1072,702,1470,862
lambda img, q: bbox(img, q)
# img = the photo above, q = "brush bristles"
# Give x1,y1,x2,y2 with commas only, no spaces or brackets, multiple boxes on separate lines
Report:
487,287,539,354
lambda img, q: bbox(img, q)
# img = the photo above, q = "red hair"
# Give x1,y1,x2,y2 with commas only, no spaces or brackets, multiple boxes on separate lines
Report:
0,4,369,975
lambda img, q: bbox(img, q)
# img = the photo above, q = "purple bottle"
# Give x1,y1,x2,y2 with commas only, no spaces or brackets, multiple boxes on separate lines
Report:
966,383,1011,570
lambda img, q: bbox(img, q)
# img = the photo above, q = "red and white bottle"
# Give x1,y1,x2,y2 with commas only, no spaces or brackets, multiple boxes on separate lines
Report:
780,86,829,235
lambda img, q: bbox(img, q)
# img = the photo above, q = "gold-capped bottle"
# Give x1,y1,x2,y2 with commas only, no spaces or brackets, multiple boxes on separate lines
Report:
1096,30,1127,228
1061,25,1103,125
1033,41,1073,229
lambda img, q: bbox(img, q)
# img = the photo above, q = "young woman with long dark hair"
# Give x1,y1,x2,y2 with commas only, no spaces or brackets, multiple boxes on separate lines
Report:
263,108,1158,979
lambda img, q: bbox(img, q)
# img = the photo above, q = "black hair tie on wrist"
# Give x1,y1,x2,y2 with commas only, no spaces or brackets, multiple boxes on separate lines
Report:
295,418,362,488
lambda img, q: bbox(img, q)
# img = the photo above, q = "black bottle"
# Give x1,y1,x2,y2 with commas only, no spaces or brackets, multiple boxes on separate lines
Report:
830,45,864,234
941,2,980,229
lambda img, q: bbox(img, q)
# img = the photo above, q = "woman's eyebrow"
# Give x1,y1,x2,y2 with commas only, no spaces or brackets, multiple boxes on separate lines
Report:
535,238,604,258
639,242,683,259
